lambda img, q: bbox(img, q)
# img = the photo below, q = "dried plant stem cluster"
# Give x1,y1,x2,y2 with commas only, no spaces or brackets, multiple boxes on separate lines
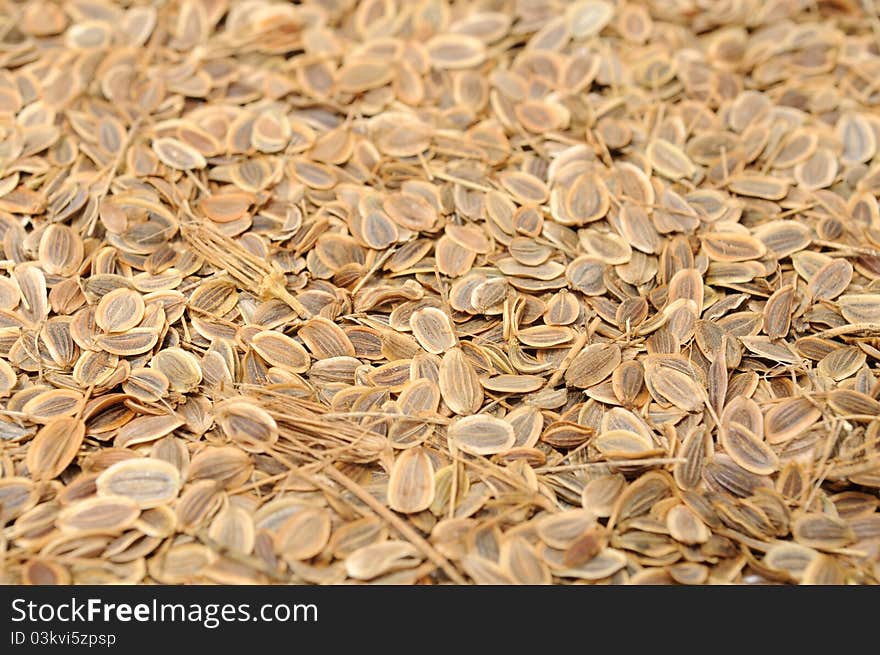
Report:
1,0,880,586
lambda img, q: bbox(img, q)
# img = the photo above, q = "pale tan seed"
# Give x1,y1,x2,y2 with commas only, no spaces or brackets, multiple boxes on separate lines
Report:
565,343,621,388
838,294,880,324
507,405,543,449
611,360,644,407
567,0,614,38
299,317,356,358
250,330,310,373
764,543,820,580
95,288,145,333
666,504,710,545
728,174,789,200
480,374,544,393
546,547,627,580
58,496,140,534
565,256,606,295
152,137,206,170
701,232,767,262
207,506,255,555
215,401,279,453
719,423,779,475
345,541,423,581
388,447,435,514
439,347,483,415
461,554,514,584
447,414,515,456
618,203,661,254
275,507,332,561
537,510,598,549
838,112,876,164
594,429,654,458
794,148,837,190
115,415,185,449
802,554,848,586
150,348,202,393
792,513,854,550
410,307,457,354
817,347,866,381
807,259,852,300
39,224,83,276
498,171,549,206
764,398,822,445
644,360,705,412
500,537,552,585
96,459,181,509
827,389,880,416
426,34,486,69
647,139,695,180
94,329,159,356
763,285,794,339
200,191,254,223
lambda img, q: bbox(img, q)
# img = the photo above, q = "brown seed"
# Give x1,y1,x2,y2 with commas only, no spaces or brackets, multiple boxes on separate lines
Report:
26,417,86,481
807,259,852,301
565,343,621,388
764,398,822,445
719,422,779,475
58,496,140,534
763,285,794,339
792,513,854,550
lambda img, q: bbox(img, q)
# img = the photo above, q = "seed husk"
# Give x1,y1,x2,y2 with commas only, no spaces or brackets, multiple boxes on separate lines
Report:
388,447,435,514
0,0,878,589
447,414,515,456
26,417,86,481
96,459,181,509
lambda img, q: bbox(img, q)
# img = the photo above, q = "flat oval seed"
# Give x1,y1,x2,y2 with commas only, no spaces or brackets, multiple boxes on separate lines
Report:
95,288,145,333
448,414,515,456
96,458,181,508
388,447,435,514
410,307,457,354
26,417,86,480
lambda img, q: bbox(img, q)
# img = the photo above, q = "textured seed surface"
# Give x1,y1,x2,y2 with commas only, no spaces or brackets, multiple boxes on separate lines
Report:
0,0,878,589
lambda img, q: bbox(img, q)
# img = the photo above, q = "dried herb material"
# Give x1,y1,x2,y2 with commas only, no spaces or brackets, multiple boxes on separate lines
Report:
0,0,878,586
